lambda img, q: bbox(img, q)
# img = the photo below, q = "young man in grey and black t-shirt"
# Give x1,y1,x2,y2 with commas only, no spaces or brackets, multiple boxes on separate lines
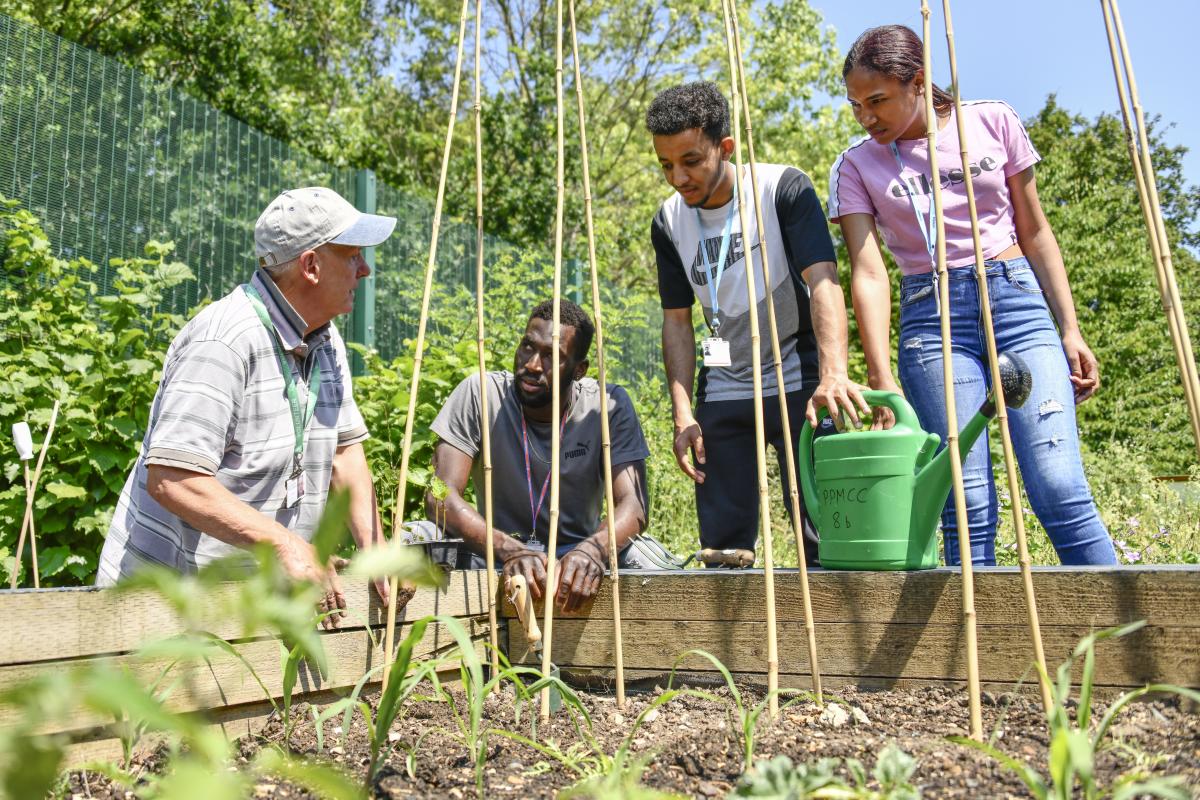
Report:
647,81,869,564
429,300,650,613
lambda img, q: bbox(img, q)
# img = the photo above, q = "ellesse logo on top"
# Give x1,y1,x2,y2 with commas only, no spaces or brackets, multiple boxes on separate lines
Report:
890,157,999,198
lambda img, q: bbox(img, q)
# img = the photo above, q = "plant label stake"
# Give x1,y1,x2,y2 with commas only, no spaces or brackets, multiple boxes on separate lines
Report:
12,402,59,589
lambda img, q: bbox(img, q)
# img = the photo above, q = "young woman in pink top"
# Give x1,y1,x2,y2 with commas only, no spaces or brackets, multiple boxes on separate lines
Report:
828,24,1117,566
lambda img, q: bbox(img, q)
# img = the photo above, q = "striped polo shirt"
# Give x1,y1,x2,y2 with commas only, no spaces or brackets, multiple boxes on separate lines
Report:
96,269,368,584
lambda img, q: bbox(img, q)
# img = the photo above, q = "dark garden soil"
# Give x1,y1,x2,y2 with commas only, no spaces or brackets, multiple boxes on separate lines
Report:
66,680,1200,799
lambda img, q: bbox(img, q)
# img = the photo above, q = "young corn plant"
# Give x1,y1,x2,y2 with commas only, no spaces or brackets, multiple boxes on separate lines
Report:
950,620,1200,799
439,631,590,798
664,648,816,768
354,615,447,785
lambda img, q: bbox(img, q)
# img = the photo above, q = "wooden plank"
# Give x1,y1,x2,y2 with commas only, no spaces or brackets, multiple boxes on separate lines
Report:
0,570,492,666
499,567,1200,628
505,618,1200,690
0,618,490,733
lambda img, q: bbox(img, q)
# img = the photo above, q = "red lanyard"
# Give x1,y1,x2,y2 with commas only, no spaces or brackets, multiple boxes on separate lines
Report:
520,410,569,537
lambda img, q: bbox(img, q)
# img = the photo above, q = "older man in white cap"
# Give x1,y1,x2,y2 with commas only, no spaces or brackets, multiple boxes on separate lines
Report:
97,188,396,625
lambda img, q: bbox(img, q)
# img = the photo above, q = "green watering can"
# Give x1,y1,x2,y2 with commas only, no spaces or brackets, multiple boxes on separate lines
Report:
798,352,1033,570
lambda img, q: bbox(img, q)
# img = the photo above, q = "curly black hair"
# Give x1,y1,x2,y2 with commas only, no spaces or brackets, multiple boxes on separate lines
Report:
528,299,594,364
645,81,730,145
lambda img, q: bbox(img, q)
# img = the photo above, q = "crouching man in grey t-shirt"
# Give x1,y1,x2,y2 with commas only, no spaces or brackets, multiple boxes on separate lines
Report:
428,299,651,612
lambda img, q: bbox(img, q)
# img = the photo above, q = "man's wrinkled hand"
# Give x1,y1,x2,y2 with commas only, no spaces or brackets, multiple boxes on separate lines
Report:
274,533,346,630
555,543,606,613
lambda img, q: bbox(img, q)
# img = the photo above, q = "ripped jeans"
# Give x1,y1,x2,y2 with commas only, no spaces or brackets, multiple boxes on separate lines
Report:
897,258,1117,566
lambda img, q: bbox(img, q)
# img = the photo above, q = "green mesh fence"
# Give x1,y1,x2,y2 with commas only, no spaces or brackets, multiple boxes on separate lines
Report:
0,13,661,381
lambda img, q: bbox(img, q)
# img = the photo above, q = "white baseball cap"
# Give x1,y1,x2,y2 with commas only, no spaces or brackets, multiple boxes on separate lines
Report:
254,187,397,268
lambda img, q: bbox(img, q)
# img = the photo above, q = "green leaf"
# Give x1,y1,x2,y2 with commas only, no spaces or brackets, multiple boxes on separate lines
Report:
311,487,351,564
255,749,365,799
43,481,87,499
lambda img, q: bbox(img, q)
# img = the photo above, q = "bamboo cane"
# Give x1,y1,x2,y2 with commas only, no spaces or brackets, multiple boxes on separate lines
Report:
383,0,471,687
726,0,822,704
719,0,780,718
919,0,982,740
567,0,626,709
12,400,58,590
1104,0,1200,459
940,0,1052,716
1099,0,1200,457
539,0,567,722
472,0,500,681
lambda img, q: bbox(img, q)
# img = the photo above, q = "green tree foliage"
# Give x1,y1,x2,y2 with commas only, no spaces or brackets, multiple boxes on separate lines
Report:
0,0,406,178
399,0,855,284
0,0,854,285
1023,98,1200,473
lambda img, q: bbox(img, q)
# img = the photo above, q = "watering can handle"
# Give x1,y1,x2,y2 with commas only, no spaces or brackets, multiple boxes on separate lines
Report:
797,391,922,524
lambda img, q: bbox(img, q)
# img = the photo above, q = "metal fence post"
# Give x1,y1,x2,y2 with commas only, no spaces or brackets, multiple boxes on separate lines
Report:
349,168,377,376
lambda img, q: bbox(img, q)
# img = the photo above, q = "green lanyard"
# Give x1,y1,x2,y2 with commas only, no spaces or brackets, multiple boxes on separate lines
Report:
243,284,322,474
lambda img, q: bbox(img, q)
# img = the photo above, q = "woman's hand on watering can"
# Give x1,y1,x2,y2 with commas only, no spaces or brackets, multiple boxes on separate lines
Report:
1062,330,1100,404
806,372,872,430
868,375,905,430
673,417,707,483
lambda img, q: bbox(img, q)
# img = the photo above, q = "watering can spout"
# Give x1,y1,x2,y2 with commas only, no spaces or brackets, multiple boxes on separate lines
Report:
911,351,1033,534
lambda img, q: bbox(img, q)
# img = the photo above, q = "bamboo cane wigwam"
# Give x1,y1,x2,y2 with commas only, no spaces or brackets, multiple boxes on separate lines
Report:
919,0,983,740
1100,0,1200,461
938,0,1052,716
719,0,781,718
725,0,822,704
383,0,472,687
568,0,627,709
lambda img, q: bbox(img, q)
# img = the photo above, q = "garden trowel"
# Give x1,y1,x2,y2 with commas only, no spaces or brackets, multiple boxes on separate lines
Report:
505,574,562,713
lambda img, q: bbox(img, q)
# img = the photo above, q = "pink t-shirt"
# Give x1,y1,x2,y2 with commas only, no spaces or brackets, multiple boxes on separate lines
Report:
827,100,1040,275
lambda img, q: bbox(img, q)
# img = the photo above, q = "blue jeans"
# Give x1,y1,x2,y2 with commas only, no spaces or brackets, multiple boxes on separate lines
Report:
896,257,1117,567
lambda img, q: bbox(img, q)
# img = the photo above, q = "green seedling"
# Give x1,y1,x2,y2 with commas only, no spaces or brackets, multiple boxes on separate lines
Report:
950,620,1200,800
429,475,450,540
733,745,920,799
665,648,815,768
558,748,687,800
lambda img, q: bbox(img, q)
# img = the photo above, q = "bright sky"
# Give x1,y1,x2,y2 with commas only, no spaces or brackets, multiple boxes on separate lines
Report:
812,0,1196,188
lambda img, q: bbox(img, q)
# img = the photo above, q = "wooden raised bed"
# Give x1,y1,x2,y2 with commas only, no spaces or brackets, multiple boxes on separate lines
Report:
501,566,1200,694
4,566,1197,770
0,571,491,767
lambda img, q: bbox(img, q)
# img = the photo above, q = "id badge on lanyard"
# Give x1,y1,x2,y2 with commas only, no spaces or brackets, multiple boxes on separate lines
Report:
245,285,322,509
696,183,739,369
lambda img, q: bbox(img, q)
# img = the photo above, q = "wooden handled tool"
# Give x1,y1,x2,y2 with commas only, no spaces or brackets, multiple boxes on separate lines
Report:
506,574,542,650
685,548,756,568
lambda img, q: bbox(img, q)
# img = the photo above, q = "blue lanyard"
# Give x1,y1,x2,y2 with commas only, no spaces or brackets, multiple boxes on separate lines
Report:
889,141,938,269
694,177,739,334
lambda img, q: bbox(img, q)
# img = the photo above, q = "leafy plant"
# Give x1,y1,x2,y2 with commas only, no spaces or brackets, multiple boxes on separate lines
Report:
0,195,193,586
950,621,1200,799
558,747,687,800
732,745,920,800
